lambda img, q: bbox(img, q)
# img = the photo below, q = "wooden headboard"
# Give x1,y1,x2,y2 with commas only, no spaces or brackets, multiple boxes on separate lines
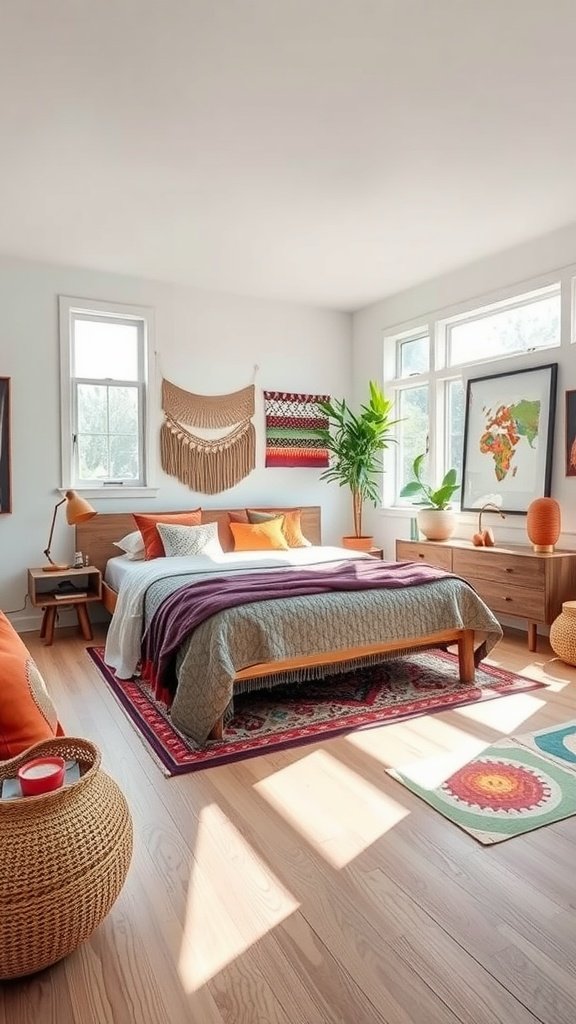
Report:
77,506,322,577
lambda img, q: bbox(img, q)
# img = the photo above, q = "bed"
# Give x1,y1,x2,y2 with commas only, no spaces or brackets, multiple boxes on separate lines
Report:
77,506,503,744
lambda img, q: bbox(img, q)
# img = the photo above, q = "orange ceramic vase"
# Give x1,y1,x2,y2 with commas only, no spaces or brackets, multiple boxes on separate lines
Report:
526,497,561,552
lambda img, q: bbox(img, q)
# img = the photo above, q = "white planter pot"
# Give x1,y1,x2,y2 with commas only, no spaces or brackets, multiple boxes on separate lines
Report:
416,508,456,541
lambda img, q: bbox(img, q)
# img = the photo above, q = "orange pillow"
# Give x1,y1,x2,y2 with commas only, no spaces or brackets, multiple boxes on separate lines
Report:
247,509,311,548
229,518,289,551
228,510,249,524
133,510,202,559
0,611,62,760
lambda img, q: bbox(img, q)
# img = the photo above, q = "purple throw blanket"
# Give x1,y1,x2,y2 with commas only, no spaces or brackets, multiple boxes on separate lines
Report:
141,559,453,697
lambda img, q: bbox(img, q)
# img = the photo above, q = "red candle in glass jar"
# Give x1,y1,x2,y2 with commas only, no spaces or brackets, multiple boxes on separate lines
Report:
17,756,66,796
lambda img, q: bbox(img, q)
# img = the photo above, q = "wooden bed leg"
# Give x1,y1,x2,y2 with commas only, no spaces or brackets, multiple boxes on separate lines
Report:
457,630,475,683
208,716,224,741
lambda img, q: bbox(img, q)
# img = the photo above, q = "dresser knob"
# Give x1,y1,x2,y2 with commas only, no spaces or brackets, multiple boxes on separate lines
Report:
505,568,513,573
505,596,512,601
418,553,425,558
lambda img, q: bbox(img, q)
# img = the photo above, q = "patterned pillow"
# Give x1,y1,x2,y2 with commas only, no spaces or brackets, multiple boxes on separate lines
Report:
113,530,145,560
156,521,223,557
133,510,202,559
229,518,289,551
247,509,311,548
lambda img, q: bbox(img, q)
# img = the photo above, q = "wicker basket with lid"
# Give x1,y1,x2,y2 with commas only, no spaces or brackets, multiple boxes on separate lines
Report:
0,737,133,979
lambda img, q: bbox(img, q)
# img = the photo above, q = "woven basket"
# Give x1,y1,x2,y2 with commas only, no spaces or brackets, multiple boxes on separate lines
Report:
0,737,133,979
550,601,576,666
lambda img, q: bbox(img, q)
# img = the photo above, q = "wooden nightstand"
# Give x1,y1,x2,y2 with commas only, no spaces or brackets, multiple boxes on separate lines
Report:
367,547,384,559
27,566,102,646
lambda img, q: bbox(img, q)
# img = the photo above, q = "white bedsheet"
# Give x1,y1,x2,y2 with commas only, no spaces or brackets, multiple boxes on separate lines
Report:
104,546,370,680
104,554,149,591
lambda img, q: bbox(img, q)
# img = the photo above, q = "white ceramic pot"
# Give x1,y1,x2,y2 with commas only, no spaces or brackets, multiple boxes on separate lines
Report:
416,508,456,541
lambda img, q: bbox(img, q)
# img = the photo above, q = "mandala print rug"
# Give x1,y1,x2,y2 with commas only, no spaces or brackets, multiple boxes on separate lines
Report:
87,647,544,776
389,719,576,844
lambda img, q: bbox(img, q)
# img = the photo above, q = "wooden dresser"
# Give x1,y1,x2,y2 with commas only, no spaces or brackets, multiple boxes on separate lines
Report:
396,538,576,652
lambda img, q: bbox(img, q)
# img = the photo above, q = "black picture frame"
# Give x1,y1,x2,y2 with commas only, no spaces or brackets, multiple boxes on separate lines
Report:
0,377,11,515
566,390,576,477
461,362,557,513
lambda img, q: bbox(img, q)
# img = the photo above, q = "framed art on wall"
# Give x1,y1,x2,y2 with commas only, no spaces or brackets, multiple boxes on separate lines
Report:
461,363,557,513
567,390,576,477
0,377,11,514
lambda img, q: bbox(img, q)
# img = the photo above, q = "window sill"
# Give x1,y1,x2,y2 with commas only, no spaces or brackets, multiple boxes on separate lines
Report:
58,486,160,500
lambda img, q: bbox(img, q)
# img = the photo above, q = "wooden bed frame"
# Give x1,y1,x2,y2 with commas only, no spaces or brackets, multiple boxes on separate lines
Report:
77,506,475,740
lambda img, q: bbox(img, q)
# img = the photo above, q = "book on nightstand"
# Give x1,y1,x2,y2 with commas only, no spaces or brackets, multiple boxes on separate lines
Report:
54,591,87,599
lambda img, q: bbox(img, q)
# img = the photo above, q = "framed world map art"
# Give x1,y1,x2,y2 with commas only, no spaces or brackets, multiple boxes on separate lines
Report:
461,363,557,513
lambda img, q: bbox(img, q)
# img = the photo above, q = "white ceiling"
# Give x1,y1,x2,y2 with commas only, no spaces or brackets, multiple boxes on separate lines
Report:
2,1,576,312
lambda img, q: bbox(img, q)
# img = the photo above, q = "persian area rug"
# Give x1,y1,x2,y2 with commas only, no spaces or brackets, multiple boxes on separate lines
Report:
86,646,544,776
389,719,576,845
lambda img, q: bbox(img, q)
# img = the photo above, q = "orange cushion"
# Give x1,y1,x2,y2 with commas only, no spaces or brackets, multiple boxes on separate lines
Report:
0,611,62,760
228,510,249,524
247,509,311,548
229,518,289,551
133,510,202,559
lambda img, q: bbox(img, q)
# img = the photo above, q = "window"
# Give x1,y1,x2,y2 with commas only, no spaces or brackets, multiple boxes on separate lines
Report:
445,286,560,366
60,297,152,491
386,282,562,505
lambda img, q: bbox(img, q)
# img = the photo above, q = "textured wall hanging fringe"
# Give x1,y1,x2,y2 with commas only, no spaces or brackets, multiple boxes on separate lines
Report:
264,391,330,468
161,379,255,494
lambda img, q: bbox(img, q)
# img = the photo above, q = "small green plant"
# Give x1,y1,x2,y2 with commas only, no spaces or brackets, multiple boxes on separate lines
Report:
400,454,460,510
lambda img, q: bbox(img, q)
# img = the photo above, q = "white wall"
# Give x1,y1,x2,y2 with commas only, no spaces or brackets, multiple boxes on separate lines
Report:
352,223,576,557
0,256,351,630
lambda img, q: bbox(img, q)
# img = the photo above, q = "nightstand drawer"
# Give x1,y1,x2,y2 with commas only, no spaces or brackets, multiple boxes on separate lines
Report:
453,549,545,588
465,576,546,620
396,540,453,571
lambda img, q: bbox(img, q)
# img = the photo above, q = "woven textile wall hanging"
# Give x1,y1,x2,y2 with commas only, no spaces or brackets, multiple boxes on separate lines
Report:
264,391,330,468
161,379,255,494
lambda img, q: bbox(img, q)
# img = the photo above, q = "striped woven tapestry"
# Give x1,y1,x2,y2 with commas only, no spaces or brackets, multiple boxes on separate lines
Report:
264,391,330,468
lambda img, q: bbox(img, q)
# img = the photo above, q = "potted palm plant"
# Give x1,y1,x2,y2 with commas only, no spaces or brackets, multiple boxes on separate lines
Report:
317,381,398,550
399,453,460,540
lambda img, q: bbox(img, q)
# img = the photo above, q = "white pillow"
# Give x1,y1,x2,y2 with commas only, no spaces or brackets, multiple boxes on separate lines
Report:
156,521,223,558
113,530,146,561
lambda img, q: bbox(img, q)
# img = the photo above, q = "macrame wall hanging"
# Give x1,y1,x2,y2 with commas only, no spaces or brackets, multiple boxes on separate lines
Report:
264,391,330,468
161,378,256,494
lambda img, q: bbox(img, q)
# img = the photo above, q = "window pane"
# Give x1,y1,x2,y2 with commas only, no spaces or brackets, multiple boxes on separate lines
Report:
77,384,107,434
73,319,139,380
399,335,429,376
110,436,139,480
109,386,139,434
77,435,109,480
448,293,560,366
446,379,465,487
397,385,429,497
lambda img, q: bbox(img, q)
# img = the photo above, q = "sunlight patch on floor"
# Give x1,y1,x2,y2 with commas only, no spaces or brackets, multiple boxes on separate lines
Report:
390,743,492,790
254,748,409,868
178,802,299,992
344,714,496,767
454,692,545,732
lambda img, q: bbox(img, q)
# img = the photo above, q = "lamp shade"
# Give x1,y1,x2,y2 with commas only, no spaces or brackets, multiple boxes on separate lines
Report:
64,490,96,526
526,497,561,552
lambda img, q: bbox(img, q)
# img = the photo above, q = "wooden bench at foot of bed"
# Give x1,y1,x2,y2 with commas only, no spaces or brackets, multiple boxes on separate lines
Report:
207,627,476,740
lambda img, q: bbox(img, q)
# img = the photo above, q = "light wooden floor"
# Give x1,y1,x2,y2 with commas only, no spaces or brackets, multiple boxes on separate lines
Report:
2,626,576,1024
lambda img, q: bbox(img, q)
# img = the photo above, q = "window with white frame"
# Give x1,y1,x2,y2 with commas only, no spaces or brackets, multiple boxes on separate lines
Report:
59,297,152,490
385,282,561,505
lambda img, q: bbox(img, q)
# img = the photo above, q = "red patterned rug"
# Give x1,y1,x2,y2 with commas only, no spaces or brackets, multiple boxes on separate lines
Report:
87,647,545,775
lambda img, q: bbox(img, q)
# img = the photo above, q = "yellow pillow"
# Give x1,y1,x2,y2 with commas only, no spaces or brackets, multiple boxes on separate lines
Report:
230,518,289,551
246,508,311,548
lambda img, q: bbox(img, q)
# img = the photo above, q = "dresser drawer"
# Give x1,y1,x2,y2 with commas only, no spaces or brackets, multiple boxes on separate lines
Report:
396,541,453,571
465,576,545,621
453,548,545,588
